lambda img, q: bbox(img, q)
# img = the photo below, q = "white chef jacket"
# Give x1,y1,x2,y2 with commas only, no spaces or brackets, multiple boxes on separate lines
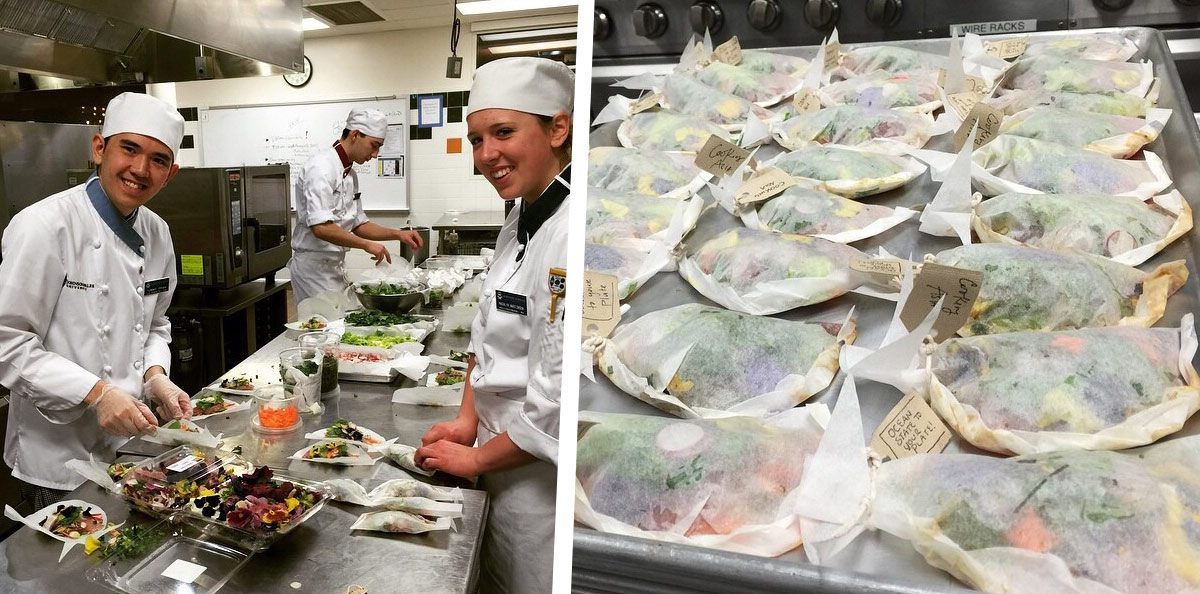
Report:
288,144,369,302
0,176,175,490
469,165,569,594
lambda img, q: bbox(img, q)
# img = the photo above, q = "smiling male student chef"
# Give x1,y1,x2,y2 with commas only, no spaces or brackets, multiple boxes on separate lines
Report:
0,92,193,508
287,108,424,303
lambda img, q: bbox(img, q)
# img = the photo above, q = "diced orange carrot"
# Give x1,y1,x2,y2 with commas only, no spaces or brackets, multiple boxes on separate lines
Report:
1007,507,1056,553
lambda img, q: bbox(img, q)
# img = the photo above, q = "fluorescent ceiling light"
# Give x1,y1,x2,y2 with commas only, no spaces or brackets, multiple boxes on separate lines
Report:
457,0,578,17
302,17,330,30
478,26,576,42
487,39,575,55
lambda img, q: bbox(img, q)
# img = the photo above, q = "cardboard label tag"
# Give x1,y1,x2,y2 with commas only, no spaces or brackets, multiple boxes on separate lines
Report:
582,270,621,340
953,101,1004,152
849,255,906,278
947,91,985,120
870,393,952,460
899,262,984,341
694,135,752,177
629,92,662,115
984,36,1028,60
734,167,798,205
713,36,742,66
791,88,821,114
938,69,989,94
823,40,841,72
167,456,202,473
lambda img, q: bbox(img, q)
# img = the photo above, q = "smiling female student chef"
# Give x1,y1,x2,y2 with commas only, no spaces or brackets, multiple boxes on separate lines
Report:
0,92,193,508
287,107,424,304
415,57,572,594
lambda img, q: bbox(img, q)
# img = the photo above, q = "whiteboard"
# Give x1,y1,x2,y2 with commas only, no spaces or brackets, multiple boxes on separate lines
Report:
199,97,408,211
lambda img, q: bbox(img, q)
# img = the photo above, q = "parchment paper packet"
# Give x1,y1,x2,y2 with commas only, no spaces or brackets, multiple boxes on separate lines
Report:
575,405,828,557
716,182,915,243
818,70,942,114
796,379,1200,594
695,60,804,106
586,240,672,301
1022,32,1140,62
594,303,855,418
971,135,1171,199
984,88,1154,118
765,144,927,198
678,227,897,315
587,146,711,199
932,243,1187,336
350,510,453,535
972,190,1192,266
607,104,735,153
660,73,778,129
831,45,945,81
998,106,1170,159
1002,54,1154,96
771,105,941,154
586,186,704,249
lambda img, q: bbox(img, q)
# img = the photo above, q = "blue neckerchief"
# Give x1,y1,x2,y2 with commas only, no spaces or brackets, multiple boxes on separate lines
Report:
85,174,145,256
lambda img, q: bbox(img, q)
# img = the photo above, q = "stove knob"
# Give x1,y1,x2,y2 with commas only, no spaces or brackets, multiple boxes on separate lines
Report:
865,0,902,26
747,0,782,32
633,3,669,39
1093,0,1133,9
804,0,840,30
595,9,613,41
690,2,725,35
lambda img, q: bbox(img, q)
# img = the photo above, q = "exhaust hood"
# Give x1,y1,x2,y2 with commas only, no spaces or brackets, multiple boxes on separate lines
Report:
0,0,303,88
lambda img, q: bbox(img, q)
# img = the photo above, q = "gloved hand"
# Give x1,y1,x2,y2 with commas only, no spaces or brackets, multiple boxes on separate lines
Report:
143,374,193,420
89,383,158,436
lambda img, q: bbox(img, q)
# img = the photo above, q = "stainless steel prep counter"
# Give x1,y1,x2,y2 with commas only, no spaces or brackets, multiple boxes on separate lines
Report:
0,302,488,594
576,27,1200,594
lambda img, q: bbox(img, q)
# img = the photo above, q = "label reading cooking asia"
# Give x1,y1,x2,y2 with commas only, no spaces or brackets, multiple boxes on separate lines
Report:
898,262,984,342
950,19,1036,36
694,135,751,178
495,290,528,316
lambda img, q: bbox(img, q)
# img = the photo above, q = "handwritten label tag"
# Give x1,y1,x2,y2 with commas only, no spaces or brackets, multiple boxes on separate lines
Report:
953,101,1004,152
629,92,662,115
947,91,985,120
984,36,1028,60
869,393,952,460
162,559,208,584
735,167,798,205
899,262,984,341
938,69,989,94
791,88,821,114
713,36,743,66
582,270,621,341
849,255,906,278
823,40,841,72
694,135,752,177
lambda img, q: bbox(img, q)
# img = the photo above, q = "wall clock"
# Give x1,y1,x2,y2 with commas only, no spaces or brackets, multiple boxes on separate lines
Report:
284,55,313,88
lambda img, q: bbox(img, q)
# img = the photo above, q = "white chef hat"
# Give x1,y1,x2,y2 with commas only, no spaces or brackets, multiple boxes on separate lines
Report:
100,92,185,159
346,108,388,139
465,57,574,119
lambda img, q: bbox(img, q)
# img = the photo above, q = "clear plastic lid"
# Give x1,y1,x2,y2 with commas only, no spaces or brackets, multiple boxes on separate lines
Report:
115,535,250,594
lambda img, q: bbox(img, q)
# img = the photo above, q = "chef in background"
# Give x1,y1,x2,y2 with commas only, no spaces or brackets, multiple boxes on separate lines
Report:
0,92,192,508
416,57,572,594
287,108,424,303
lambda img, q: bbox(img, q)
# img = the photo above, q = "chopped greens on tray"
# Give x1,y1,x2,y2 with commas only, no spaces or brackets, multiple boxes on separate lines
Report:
341,331,415,349
344,309,418,327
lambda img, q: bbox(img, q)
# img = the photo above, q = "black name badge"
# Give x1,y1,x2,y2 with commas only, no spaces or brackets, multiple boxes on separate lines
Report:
144,278,170,296
495,290,528,316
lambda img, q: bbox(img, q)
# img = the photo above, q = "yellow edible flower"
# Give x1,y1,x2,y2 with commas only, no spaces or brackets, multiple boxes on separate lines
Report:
285,498,299,512
84,535,101,555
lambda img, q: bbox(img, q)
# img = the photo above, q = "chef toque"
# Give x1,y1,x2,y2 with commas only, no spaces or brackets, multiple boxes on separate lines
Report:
465,57,574,119
100,92,186,159
346,108,388,139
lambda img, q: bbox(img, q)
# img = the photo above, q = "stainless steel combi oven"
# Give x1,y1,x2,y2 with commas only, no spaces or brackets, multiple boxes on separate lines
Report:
145,165,292,289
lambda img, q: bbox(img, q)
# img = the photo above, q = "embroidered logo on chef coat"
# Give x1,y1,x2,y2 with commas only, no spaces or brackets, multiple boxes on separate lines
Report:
548,267,566,322
495,290,528,316
63,279,95,291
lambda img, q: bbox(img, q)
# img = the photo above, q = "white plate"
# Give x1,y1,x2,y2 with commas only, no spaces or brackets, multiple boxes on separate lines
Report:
189,393,252,421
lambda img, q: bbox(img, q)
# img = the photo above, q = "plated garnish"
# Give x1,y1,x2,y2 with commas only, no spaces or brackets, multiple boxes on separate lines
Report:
219,376,254,391
447,350,470,363
165,420,200,433
305,441,353,460
106,462,136,482
341,331,415,349
40,504,104,539
190,466,323,532
324,418,383,445
435,369,466,386
298,315,327,330
193,393,235,416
